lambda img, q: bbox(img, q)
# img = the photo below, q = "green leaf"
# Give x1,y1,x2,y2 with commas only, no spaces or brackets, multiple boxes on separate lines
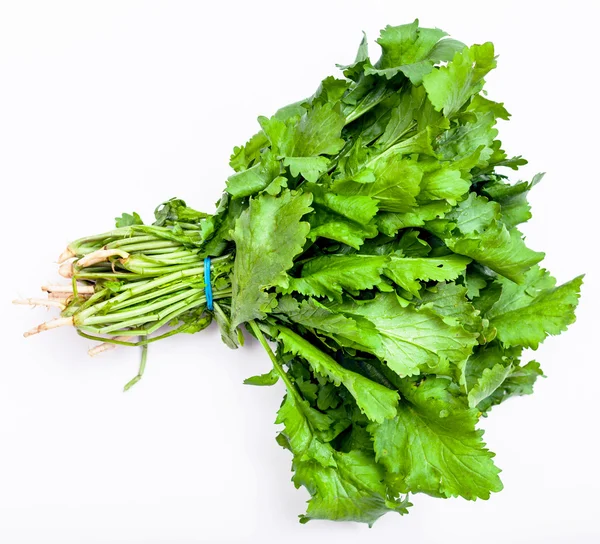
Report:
377,91,417,149
371,377,503,499
284,254,386,301
486,265,556,317
423,43,496,117
388,129,437,157
376,21,446,69
481,173,543,229
460,345,544,412
306,182,379,225
467,94,510,120
395,230,432,257
334,154,423,212
274,296,380,354
418,166,471,205
244,368,279,386
308,209,378,250
313,76,350,105
419,281,482,331
284,253,469,300
435,111,498,167
478,360,544,412
317,383,340,410
468,363,513,408
365,20,465,84
277,326,399,423
331,293,478,377
447,226,544,284
449,193,500,235
230,190,312,328
229,130,269,172
264,175,288,196
115,211,143,227
283,156,330,183
294,450,411,525
427,195,545,283
153,198,210,226
338,31,370,81
284,102,346,157
304,182,379,248
226,151,281,198
488,275,583,349
377,201,451,236
383,254,471,296
276,392,336,468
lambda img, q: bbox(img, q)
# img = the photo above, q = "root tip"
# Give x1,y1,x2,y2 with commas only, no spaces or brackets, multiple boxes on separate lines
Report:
57,247,76,264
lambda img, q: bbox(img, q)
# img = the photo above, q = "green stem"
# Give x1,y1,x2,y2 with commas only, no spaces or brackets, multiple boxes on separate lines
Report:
96,314,161,334
145,296,206,334
73,272,161,281
69,227,136,250
105,235,162,249
123,344,148,391
76,266,206,320
249,320,296,394
114,241,182,252
106,282,197,313
81,288,204,325
120,263,201,275
127,252,201,264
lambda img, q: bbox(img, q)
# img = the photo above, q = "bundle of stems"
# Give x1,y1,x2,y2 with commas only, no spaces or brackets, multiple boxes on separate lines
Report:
15,212,235,389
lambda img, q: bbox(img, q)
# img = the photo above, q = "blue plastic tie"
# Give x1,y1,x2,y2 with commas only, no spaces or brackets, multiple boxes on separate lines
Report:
204,257,214,311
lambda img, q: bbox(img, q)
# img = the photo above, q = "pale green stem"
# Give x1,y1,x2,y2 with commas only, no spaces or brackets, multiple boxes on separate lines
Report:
249,320,296,394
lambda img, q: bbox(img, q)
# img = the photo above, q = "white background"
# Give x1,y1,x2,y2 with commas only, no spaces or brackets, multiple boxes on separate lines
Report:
1,1,598,543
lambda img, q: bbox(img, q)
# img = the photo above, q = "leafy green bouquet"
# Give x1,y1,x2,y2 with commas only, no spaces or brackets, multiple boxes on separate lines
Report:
17,20,582,525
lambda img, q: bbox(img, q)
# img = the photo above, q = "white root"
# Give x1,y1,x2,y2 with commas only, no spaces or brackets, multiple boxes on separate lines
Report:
42,284,95,294
57,249,129,278
23,316,74,337
77,249,129,268
13,298,66,310
58,260,75,278
57,247,76,263
88,336,133,357
47,292,72,301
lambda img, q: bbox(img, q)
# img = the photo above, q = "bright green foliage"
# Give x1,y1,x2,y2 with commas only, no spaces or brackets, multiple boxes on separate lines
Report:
489,274,583,349
230,190,312,327
423,43,497,117
215,20,580,524
277,325,399,423
330,294,478,376
54,20,583,526
371,377,503,499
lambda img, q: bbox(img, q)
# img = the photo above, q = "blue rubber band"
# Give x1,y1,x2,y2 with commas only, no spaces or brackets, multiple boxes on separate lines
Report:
204,257,214,311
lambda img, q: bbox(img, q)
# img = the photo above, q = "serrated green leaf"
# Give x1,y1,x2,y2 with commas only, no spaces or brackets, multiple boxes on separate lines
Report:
277,326,399,423
115,211,143,228
419,281,482,331
468,363,513,408
371,377,503,499
383,254,471,296
423,43,496,117
331,293,478,376
489,275,583,349
230,190,312,328
284,254,386,301
335,154,423,213
283,156,330,183
226,151,281,198
295,450,411,525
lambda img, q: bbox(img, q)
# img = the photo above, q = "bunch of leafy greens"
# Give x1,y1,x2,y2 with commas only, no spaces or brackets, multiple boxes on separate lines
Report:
28,20,582,525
